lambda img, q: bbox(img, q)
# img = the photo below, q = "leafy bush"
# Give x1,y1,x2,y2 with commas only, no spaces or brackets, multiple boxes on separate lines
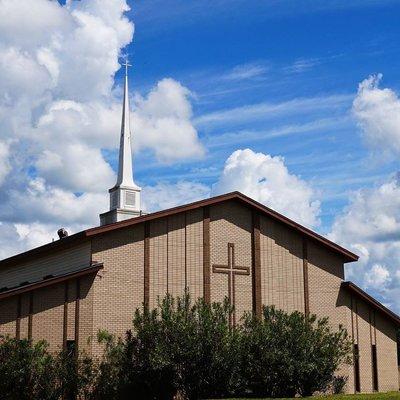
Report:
331,375,348,394
0,337,54,400
0,336,96,400
55,349,97,400
99,293,240,400
238,306,352,397
0,297,352,399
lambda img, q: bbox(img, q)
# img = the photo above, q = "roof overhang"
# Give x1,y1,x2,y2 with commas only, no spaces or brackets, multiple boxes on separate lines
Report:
0,192,358,269
0,263,103,301
0,231,88,270
86,191,358,263
342,281,400,326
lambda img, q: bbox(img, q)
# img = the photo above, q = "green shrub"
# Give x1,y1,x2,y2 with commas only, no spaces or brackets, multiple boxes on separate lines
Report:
55,349,97,400
0,335,97,400
0,297,352,399
100,293,240,400
238,306,352,397
331,375,348,394
0,336,54,400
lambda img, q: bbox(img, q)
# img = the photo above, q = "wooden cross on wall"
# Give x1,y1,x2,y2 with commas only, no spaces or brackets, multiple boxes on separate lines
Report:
212,243,250,326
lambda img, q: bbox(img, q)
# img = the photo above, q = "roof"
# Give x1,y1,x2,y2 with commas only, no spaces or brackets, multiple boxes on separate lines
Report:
342,281,400,326
0,191,358,269
0,263,103,301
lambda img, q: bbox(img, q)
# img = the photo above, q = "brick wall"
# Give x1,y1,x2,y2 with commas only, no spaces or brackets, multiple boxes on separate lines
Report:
91,225,145,356
308,240,346,327
0,274,94,354
33,283,65,351
345,292,399,394
356,299,374,392
186,209,204,300
0,297,17,336
0,200,399,394
307,241,354,392
90,209,204,356
375,310,399,392
210,201,253,321
260,216,304,313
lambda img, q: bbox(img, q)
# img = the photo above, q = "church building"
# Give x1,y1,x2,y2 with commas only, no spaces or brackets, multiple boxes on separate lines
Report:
0,65,399,394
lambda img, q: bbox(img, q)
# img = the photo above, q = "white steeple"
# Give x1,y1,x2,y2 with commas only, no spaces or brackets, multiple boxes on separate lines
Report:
100,60,142,226
116,61,136,188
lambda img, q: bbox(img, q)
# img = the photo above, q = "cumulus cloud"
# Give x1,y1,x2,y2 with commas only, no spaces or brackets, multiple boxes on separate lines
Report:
329,173,400,310
353,74,400,159
0,0,134,189
365,264,390,288
0,0,135,258
0,0,205,258
134,78,205,162
212,149,320,228
1,178,107,226
141,149,321,229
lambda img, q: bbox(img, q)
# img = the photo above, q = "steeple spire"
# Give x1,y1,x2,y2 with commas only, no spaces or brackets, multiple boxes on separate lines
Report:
100,59,142,226
116,60,136,188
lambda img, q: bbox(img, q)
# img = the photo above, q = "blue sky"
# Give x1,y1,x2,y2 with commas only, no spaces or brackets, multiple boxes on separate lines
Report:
1,0,400,310
109,0,400,233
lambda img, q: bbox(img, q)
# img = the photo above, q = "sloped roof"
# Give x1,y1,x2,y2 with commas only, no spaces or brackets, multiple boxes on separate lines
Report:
0,263,103,301
342,281,400,326
0,191,358,269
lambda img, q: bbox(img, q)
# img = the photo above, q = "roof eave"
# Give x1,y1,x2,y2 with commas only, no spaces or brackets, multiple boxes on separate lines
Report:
0,263,103,301
0,231,88,269
0,191,358,268
342,281,400,326
86,192,358,262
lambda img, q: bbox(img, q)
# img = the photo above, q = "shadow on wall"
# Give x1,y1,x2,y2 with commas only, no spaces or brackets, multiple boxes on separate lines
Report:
0,275,94,327
336,286,397,343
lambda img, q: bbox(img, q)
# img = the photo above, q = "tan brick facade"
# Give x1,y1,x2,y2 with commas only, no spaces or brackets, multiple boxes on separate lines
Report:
260,216,305,313
0,274,94,354
0,196,399,393
347,294,399,393
210,202,253,321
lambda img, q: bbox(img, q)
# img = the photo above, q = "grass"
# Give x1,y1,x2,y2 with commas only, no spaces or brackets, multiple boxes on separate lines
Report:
213,392,400,400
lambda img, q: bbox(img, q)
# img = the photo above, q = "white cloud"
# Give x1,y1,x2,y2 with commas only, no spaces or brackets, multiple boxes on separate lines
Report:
365,264,391,288
134,78,205,162
353,74,400,159
0,0,69,49
14,223,64,253
205,117,348,148
0,175,109,259
0,0,134,193
142,149,322,230
284,58,320,74
0,0,206,259
1,178,107,226
330,173,400,310
33,99,118,192
212,149,320,228
223,62,268,81
0,220,85,261
0,223,28,261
